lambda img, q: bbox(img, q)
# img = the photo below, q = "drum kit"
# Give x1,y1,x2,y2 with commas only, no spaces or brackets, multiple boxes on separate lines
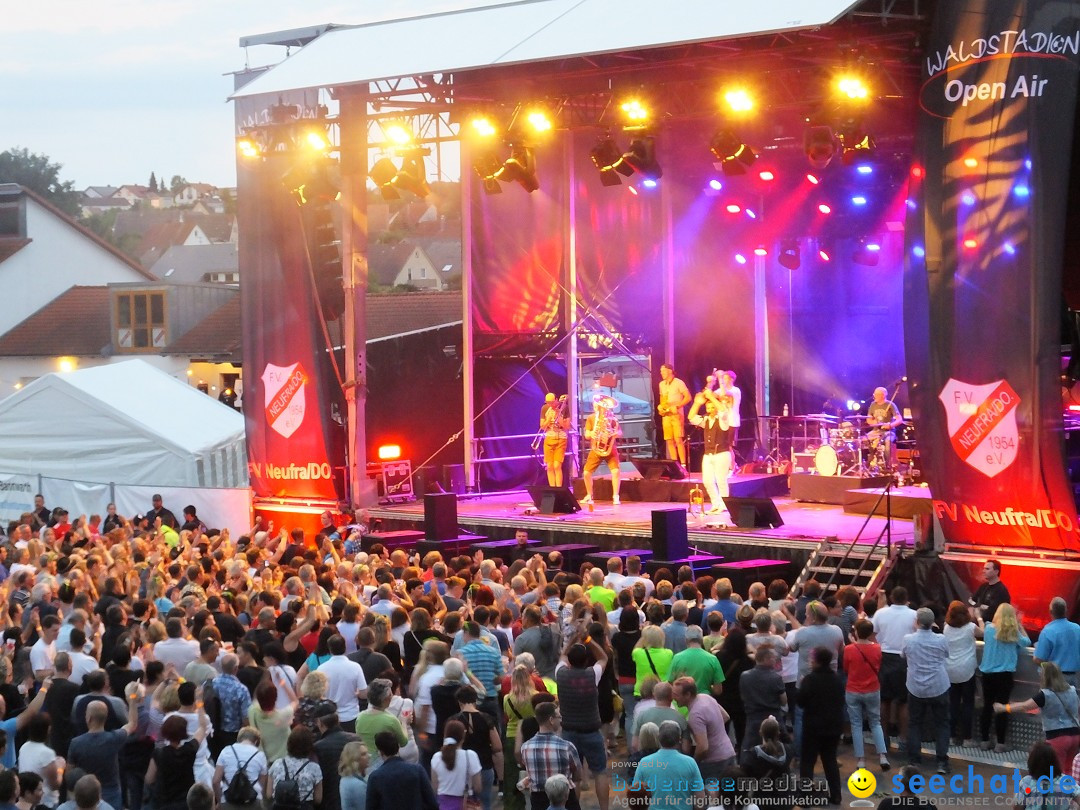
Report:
811,414,891,476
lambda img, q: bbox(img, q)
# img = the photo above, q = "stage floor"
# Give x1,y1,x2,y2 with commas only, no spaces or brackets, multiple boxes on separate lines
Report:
369,489,916,556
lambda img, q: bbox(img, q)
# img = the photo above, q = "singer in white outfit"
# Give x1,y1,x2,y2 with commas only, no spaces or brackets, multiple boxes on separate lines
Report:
688,388,734,514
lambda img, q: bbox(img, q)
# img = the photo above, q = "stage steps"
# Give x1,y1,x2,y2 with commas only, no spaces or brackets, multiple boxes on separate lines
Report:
792,539,894,598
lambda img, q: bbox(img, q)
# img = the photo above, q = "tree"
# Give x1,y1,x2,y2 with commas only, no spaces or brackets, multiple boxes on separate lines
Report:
0,147,80,217
81,208,142,260
169,175,188,194
148,172,158,192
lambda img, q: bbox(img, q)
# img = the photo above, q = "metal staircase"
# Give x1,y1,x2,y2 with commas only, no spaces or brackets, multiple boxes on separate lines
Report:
792,481,902,599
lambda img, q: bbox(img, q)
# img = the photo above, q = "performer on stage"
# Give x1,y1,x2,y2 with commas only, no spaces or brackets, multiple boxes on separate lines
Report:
582,394,622,506
658,363,691,467
867,386,903,469
718,369,742,446
688,389,734,514
540,393,571,487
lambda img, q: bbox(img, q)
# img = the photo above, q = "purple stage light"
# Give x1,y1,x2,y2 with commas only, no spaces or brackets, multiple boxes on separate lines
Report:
1003,242,1016,255
806,173,820,185
912,245,925,258
851,196,867,206
708,179,723,191
735,253,747,264
866,242,880,252
818,249,831,262
745,209,757,219
961,192,976,206
817,203,831,214
642,178,657,189
856,165,873,175
753,246,768,256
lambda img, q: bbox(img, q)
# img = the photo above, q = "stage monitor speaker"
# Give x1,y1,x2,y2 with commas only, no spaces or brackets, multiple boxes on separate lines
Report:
722,496,784,529
526,486,581,515
632,458,688,480
424,493,458,540
651,508,689,560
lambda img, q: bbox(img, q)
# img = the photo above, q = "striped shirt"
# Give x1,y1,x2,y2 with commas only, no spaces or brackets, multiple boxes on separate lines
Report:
459,638,505,696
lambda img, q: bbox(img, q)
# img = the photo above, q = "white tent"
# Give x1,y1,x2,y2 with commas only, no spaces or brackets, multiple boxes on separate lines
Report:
0,360,247,487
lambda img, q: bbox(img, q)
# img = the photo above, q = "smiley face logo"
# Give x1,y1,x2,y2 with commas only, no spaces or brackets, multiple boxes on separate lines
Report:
847,768,877,798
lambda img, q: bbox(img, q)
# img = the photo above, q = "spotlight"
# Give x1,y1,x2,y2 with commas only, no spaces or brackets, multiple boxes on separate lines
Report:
642,179,658,189
1013,184,1030,198
818,249,831,262
708,179,723,191
963,157,979,169
753,246,768,257
369,157,401,200
1003,242,1016,255
735,253,747,264
471,117,498,138
852,236,880,266
851,195,867,206
590,136,631,186
303,128,330,152
806,173,820,185
856,164,873,175
384,122,413,145
961,192,976,206
621,135,662,181
963,236,978,250
473,152,504,195
723,88,754,113
778,239,801,270
818,203,832,214
836,75,870,100
621,98,649,124
912,245,925,258
726,204,742,214
369,151,430,200
710,130,756,176
841,131,876,165
805,126,837,170
237,137,261,159
526,111,552,133
758,170,775,182
496,145,539,192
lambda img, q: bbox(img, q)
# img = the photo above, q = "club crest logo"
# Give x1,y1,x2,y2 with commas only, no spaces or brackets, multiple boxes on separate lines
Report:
939,378,1020,478
263,362,309,439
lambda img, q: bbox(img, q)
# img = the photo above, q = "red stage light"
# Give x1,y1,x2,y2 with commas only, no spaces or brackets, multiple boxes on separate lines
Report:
758,170,775,181
377,444,402,460
806,173,820,185
753,247,768,256
963,237,978,249
818,249,831,261
627,186,639,196
911,165,924,179
726,204,741,213
817,203,832,214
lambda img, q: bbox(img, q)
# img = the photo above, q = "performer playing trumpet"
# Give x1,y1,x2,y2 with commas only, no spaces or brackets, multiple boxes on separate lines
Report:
582,394,622,506
658,363,692,467
540,393,571,487
688,388,734,515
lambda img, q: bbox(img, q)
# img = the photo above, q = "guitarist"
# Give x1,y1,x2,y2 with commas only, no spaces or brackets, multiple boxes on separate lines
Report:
658,364,692,468
540,394,571,487
582,395,622,506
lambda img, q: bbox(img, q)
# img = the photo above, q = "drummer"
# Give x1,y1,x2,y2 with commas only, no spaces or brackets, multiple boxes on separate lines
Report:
866,386,903,467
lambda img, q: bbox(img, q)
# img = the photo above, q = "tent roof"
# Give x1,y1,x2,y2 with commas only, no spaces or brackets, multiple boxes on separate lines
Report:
0,360,243,457
232,0,858,99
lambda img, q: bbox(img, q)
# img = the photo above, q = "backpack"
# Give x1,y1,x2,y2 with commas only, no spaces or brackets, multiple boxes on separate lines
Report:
224,745,261,805
272,760,311,810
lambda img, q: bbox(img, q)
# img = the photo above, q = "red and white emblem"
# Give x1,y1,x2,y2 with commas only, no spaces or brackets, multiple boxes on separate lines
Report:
938,378,1020,478
262,362,309,439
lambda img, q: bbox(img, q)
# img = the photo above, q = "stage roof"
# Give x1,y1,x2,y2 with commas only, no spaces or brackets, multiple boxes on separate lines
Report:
232,0,859,99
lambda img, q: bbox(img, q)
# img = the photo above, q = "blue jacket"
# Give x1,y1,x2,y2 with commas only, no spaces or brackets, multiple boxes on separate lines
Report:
365,756,437,810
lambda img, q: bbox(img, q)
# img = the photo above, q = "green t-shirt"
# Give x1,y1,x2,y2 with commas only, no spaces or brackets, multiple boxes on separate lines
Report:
587,585,616,612
354,707,408,753
668,646,726,694
631,646,674,696
632,705,688,739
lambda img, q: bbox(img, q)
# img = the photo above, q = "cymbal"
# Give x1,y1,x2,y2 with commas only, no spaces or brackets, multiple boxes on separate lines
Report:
846,414,872,421
803,413,840,422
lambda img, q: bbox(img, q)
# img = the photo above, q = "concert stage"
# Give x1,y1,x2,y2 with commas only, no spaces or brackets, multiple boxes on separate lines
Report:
367,483,917,577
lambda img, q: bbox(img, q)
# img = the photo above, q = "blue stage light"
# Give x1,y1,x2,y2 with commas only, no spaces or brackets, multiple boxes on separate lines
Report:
1025,158,1032,170
851,195,867,206
1013,185,1030,198
642,178,658,189
961,192,976,206
912,245,925,258
856,165,873,175
1003,242,1016,255
866,242,881,252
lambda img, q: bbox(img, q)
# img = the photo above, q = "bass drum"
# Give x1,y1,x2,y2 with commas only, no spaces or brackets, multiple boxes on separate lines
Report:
814,445,839,476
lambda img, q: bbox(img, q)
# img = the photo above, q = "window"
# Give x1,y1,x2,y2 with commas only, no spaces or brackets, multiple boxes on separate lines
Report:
115,290,167,350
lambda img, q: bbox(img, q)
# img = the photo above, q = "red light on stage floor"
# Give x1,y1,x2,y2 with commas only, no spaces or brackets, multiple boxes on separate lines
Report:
758,170,775,181
377,444,402,460
726,203,741,213
806,173,820,185
963,237,978,250
817,203,832,214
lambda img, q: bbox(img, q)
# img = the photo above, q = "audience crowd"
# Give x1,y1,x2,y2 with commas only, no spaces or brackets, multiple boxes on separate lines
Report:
0,496,1077,810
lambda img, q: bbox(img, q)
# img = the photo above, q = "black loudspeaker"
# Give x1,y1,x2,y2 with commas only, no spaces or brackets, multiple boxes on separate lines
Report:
651,508,689,559
722,496,785,528
632,458,688,480
424,493,458,540
526,486,581,514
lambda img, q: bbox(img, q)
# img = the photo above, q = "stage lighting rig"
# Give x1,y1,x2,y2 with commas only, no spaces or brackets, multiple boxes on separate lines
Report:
498,145,540,192
621,135,662,182
710,129,756,176
368,148,431,201
590,136,631,186
852,236,881,266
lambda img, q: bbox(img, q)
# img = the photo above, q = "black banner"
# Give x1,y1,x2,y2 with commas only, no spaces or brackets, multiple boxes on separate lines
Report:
905,0,1080,550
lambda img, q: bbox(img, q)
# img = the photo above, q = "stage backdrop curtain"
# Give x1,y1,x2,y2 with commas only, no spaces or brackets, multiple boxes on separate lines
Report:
904,0,1080,550
474,359,567,492
467,135,566,357
237,154,347,501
